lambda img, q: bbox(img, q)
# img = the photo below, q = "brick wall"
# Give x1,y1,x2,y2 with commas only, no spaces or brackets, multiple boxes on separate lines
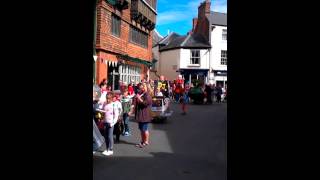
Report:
96,0,153,61
95,0,153,84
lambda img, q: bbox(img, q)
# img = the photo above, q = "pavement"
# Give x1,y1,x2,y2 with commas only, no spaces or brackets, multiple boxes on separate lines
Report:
93,102,227,180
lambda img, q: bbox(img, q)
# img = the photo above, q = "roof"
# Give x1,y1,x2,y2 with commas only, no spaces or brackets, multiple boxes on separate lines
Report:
159,35,187,51
182,33,211,48
152,29,163,46
158,32,181,45
159,33,211,52
209,11,227,26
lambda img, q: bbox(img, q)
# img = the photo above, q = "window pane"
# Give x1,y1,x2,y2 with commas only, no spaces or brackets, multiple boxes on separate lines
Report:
130,26,148,48
112,15,120,37
222,29,227,40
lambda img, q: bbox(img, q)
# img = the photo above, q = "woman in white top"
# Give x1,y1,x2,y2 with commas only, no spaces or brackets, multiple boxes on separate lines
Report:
102,93,118,156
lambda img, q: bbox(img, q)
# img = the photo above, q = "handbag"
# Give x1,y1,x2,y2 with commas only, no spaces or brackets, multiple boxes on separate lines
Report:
97,120,104,130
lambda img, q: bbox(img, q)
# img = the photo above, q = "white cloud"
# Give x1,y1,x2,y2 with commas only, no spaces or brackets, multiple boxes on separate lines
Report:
156,0,202,26
211,0,227,13
156,0,227,27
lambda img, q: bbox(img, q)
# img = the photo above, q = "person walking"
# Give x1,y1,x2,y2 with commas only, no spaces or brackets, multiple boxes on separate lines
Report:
205,84,213,104
179,88,187,115
216,85,223,103
129,83,152,148
121,89,132,136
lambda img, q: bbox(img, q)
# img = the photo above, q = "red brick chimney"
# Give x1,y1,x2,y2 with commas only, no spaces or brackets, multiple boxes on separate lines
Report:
191,18,198,33
198,0,211,19
194,0,211,41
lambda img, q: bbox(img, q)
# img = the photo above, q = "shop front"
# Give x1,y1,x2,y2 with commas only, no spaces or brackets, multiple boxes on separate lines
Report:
96,53,152,90
213,70,227,88
178,68,209,85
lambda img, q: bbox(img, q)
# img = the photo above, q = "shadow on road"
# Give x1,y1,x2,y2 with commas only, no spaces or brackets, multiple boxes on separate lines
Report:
93,103,227,180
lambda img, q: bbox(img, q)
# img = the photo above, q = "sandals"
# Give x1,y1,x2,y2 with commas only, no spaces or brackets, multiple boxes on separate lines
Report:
135,142,149,148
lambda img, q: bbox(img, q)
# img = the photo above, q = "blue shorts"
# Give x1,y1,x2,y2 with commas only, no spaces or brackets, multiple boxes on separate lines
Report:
138,122,149,131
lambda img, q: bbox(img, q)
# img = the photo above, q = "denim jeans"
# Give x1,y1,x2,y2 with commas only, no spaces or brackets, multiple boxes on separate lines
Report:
175,93,180,102
104,123,114,151
123,113,130,133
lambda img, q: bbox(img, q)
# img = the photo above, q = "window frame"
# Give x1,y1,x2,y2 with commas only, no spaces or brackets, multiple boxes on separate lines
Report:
221,50,227,65
130,25,148,48
222,29,227,40
119,64,141,84
190,50,201,65
111,14,121,37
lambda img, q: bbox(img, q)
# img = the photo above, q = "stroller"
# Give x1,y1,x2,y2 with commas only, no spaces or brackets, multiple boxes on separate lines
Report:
93,119,106,152
151,96,173,123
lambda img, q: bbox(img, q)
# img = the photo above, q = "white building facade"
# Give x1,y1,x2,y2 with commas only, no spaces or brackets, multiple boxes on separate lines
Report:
152,1,227,87
153,32,211,82
208,12,227,88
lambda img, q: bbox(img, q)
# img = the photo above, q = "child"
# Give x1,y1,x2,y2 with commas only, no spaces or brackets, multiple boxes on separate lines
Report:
179,88,187,115
156,87,163,96
101,93,118,156
113,94,123,143
128,82,134,95
100,84,108,94
121,90,132,136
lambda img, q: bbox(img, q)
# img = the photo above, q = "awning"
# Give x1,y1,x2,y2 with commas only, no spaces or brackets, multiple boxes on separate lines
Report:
177,68,209,76
213,70,227,76
117,54,153,67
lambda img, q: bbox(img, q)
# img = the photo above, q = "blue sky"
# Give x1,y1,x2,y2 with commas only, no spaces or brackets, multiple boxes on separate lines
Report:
155,0,227,37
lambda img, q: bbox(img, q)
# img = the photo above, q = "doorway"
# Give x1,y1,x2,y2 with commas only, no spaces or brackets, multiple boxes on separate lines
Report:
107,63,120,91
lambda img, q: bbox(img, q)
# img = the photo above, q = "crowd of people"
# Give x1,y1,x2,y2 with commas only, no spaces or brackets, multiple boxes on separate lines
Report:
93,79,159,156
93,77,227,156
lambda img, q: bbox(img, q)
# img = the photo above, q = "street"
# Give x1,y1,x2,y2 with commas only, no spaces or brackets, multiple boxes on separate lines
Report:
93,102,227,180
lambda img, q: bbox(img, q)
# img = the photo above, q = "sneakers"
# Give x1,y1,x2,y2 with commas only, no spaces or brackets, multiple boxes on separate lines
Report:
102,150,109,156
108,150,113,155
124,132,130,136
102,150,113,156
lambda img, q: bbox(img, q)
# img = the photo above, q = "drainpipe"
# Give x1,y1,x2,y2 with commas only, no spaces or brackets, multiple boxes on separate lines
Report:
93,0,98,84
208,48,211,84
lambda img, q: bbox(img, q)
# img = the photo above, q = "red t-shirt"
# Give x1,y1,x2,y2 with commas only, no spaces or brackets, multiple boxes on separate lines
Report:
128,85,134,95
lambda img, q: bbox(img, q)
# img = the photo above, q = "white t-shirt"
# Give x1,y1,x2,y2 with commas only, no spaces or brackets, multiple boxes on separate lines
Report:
114,100,122,118
156,91,163,96
103,102,117,126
